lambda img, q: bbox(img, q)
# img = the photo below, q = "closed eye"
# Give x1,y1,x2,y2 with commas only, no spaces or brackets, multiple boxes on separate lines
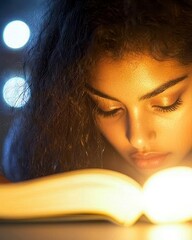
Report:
153,97,183,113
95,107,123,118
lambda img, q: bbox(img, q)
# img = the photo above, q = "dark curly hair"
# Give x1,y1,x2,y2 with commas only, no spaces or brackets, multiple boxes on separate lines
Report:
2,0,192,181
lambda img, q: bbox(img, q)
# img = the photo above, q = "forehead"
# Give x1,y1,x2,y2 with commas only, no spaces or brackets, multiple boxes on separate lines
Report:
90,55,192,99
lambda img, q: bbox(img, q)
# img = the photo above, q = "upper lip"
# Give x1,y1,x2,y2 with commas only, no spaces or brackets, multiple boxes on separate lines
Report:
130,152,170,160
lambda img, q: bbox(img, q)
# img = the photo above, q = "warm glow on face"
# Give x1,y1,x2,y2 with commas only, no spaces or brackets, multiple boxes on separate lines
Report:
143,167,192,223
89,54,192,182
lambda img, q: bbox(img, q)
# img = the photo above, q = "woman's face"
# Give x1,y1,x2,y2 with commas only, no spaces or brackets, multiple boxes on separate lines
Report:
88,54,192,181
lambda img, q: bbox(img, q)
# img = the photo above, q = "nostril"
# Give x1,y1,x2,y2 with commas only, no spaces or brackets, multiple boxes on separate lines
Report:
148,131,156,140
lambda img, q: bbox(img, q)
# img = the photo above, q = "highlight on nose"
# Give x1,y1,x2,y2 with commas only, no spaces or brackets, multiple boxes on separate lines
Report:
126,115,156,150
128,134,147,150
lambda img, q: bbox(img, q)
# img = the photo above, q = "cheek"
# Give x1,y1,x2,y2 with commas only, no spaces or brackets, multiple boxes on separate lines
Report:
96,117,128,149
156,111,192,151
172,115,192,149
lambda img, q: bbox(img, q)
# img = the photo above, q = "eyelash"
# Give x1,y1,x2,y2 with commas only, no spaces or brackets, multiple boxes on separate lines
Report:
153,97,183,112
95,107,122,118
95,97,183,118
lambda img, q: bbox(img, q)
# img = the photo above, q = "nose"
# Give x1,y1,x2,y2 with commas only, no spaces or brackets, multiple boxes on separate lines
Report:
126,109,156,151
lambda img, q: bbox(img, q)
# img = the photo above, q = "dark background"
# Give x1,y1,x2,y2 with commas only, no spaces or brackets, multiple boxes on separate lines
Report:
0,0,45,164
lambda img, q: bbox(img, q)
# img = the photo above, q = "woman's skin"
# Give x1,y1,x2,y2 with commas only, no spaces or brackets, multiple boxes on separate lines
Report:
88,54,192,183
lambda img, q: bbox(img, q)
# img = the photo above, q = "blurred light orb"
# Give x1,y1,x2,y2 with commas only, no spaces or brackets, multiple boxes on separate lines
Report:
3,20,30,49
143,166,192,224
3,77,31,108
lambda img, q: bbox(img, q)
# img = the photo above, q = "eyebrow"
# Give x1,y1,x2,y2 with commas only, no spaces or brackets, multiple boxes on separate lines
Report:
85,83,119,101
139,75,187,100
85,75,187,102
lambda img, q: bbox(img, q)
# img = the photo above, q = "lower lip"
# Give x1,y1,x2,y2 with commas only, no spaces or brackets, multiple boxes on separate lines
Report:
131,154,169,170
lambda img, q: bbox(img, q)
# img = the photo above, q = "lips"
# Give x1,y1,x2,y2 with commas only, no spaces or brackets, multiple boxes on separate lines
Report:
129,152,170,169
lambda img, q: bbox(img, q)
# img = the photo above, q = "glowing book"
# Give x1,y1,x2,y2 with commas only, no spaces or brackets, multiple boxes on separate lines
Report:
0,166,192,226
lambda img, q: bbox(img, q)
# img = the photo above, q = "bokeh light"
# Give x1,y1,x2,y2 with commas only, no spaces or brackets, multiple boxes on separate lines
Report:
143,166,192,224
3,20,30,49
3,77,31,108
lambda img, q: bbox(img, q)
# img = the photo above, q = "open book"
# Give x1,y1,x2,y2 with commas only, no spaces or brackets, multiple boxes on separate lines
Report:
1,166,192,226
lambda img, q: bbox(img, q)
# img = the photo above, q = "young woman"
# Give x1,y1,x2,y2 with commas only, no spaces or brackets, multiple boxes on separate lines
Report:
1,0,192,184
